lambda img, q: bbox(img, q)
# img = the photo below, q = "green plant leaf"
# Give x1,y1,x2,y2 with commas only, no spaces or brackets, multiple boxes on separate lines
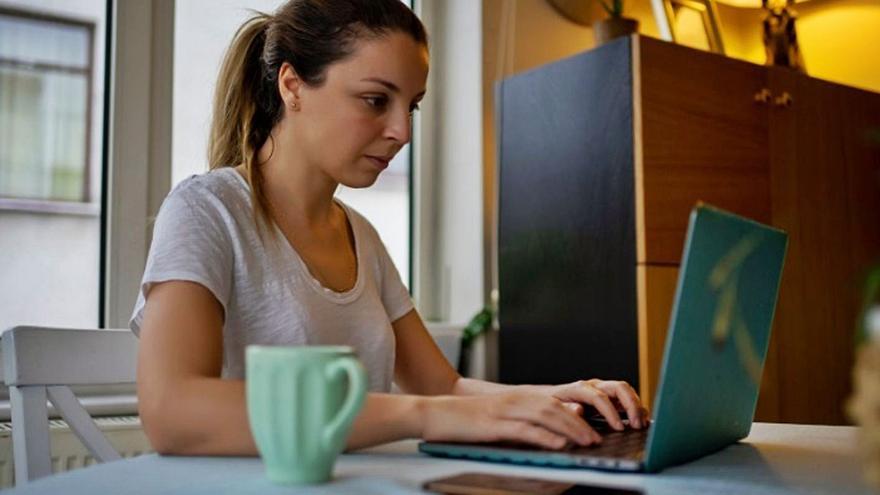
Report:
461,307,494,348
598,0,625,19
856,265,880,347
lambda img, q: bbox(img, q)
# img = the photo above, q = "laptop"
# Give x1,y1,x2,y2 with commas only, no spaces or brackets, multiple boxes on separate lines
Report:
419,203,788,473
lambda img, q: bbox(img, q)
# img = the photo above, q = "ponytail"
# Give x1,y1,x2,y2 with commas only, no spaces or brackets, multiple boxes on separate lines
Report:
208,13,276,237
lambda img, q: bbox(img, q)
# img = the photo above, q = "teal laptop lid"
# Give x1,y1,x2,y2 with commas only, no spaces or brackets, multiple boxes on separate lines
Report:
417,204,787,473
643,204,788,472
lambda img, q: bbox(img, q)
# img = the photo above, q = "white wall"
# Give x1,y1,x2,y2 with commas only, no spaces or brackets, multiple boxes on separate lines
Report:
0,213,99,330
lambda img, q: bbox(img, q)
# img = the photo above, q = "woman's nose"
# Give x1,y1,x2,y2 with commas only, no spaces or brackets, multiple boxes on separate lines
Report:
384,108,412,144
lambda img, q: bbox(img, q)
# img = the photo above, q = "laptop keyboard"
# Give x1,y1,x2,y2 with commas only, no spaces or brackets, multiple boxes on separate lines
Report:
565,422,649,460
489,421,649,460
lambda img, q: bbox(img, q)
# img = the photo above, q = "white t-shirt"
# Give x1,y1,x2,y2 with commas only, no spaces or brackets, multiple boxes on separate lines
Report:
129,167,414,392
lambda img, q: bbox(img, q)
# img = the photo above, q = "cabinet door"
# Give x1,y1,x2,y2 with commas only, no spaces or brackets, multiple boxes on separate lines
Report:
636,37,772,265
769,68,880,425
635,37,775,414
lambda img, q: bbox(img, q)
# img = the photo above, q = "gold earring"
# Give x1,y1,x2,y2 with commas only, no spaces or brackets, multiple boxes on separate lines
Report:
290,101,299,111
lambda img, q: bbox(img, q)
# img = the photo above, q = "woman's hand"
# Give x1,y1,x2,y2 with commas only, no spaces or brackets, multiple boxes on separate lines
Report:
547,379,649,431
420,391,603,450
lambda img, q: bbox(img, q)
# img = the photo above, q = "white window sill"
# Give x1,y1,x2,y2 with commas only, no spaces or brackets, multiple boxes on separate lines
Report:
0,198,100,216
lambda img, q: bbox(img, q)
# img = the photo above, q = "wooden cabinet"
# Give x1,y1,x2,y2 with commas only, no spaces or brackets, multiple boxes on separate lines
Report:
762,68,880,423
497,34,880,424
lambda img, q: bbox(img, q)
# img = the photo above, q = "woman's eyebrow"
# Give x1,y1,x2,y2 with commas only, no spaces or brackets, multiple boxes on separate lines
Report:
361,77,400,92
361,77,426,99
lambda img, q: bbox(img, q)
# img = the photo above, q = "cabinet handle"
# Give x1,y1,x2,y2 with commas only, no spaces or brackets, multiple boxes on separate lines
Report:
773,92,793,108
754,88,772,105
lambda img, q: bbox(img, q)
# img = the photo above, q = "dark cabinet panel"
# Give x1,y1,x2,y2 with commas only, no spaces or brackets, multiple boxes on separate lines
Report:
498,36,638,387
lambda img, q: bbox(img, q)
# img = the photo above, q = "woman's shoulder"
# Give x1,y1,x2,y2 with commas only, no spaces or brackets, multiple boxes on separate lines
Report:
163,167,250,216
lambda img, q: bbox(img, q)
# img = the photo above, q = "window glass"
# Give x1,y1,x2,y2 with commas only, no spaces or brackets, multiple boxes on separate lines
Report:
0,1,106,331
0,11,93,202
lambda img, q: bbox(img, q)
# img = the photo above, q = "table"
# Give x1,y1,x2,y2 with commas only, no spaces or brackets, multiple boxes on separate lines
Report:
7,423,876,494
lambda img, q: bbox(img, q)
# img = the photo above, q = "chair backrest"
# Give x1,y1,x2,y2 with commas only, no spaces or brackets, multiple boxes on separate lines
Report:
1,326,138,484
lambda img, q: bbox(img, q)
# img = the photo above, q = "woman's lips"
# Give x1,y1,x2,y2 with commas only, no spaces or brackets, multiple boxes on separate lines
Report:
366,155,390,170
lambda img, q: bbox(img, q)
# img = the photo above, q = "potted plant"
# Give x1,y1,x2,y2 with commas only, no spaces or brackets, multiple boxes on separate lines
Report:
593,0,639,45
848,264,880,487
848,128,880,487
457,306,494,375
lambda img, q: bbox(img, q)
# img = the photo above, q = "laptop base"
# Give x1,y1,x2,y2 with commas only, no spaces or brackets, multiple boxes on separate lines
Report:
419,424,648,473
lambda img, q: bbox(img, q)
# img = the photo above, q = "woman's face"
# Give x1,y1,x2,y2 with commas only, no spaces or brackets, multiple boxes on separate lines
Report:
282,31,429,188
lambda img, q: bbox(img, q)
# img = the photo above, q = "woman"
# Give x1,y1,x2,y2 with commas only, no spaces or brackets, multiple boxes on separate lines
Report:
132,0,647,456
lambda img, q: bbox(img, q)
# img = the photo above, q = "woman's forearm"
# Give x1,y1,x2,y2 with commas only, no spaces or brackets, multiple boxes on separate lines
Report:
140,377,427,455
345,393,425,450
451,377,552,396
139,377,256,456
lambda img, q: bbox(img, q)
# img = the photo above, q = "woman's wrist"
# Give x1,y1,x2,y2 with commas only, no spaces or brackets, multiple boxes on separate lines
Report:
347,393,435,450
451,377,518,395
417,394,457,441
409,394,431,438
518,383,557,395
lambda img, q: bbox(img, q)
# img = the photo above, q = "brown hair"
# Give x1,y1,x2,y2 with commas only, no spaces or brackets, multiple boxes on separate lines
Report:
207,0,427,235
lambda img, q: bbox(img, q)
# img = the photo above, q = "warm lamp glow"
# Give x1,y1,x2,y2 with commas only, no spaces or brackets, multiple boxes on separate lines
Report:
715,0,810,7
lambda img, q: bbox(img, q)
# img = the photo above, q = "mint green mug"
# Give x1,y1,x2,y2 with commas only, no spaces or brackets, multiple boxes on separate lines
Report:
245,345,367,484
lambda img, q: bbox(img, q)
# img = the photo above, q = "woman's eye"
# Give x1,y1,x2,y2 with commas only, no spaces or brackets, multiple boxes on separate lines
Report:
364,96,388,109
409,103,421,115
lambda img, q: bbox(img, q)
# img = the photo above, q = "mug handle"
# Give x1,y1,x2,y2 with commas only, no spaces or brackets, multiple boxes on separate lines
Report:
322,356,367,452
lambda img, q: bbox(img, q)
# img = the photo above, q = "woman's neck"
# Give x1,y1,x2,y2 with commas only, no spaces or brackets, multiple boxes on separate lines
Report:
255,128,340,230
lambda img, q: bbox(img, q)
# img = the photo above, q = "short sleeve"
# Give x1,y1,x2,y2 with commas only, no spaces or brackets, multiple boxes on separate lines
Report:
376,234,414,323
129,185,234,336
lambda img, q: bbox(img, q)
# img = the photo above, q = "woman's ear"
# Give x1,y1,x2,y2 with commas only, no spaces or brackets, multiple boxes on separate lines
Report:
277,62,302,110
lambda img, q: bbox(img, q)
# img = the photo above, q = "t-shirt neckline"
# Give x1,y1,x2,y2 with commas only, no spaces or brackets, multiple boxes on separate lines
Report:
221,166,365,304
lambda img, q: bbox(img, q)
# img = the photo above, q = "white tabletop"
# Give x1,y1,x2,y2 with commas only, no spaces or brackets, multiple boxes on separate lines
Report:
7,423,877,494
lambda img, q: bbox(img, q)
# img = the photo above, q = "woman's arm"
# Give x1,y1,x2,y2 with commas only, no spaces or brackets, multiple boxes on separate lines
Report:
138,281,589,456
138,283,610,455
136,280,254,455
391,309,649,430
138,281,435,455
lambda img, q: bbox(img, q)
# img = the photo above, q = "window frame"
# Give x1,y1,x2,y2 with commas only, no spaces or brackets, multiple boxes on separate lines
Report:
0,6,97,208
103,0,173,329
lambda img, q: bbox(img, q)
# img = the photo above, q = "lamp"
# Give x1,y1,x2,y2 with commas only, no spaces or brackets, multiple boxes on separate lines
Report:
714,0,810,7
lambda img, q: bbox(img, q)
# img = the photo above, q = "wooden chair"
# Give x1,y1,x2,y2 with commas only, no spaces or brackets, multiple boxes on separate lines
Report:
1,326,138,484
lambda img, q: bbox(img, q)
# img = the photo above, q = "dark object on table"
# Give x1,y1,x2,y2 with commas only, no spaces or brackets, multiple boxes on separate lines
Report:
423,472,643,495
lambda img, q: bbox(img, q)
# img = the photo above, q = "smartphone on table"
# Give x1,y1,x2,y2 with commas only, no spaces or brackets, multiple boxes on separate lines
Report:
422,472,643,495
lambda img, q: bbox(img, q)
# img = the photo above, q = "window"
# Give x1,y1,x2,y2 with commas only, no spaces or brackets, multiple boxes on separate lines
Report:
0,1,106,332
0,8,94,204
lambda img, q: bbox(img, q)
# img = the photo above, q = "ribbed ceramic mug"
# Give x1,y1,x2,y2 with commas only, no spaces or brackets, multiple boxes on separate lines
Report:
245,345,367,485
